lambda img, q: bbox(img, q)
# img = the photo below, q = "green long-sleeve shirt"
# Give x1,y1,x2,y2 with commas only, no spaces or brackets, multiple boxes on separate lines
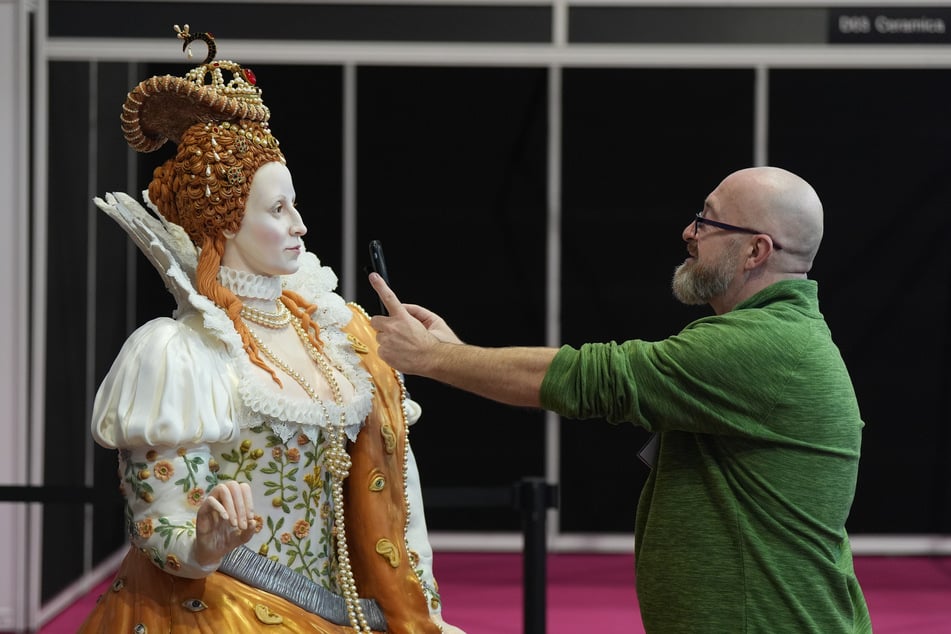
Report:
540,280,871,633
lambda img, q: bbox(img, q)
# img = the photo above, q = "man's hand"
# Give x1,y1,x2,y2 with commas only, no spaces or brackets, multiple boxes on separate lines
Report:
194,480,257,566
369,272,458,376
402,303,462,345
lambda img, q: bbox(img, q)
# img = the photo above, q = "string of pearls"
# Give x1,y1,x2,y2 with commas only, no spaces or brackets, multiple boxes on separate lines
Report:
240,300,292,328
245,313,371,633
289,314,372,631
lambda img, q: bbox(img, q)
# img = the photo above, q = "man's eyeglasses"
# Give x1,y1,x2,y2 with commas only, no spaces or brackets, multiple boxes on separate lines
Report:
693,213,783,250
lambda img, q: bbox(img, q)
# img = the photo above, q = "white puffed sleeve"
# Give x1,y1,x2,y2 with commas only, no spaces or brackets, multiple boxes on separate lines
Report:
94,315,246,579
405,398,423,426
92,316,242,449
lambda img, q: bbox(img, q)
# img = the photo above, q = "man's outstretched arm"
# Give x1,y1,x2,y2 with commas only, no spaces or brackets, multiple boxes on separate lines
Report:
368,272,558,409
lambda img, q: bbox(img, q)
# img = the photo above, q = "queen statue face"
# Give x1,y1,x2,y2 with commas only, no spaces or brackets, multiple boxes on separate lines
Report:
222,161,307,277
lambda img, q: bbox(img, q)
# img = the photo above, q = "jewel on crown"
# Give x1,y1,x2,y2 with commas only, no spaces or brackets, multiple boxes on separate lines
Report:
174,24,264,107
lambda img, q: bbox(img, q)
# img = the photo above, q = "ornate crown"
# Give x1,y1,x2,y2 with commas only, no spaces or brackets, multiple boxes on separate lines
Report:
120,25,274,153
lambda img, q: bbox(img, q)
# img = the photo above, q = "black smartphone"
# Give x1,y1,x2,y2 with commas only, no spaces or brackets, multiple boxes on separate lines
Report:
368,239,390,315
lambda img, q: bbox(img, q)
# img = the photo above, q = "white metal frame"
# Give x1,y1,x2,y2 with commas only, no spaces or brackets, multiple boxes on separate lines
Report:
21,0,951,626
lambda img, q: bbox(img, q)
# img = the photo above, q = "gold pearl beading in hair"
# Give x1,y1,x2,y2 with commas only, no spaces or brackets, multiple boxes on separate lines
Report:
240,300,292,329
200,120,279,199
244,313,371,633
220,120,279,150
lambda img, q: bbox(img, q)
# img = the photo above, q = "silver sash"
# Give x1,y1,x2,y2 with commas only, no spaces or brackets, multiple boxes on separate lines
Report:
219,546,387,630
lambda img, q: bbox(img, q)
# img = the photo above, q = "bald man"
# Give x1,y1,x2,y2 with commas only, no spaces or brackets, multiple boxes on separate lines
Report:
369,166,871,633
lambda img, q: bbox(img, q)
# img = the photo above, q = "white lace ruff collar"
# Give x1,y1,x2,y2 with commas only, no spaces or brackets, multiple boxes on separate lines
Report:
219,266,282,301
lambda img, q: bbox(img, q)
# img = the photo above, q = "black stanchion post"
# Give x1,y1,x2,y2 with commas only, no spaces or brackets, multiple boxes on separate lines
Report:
515,477,558,634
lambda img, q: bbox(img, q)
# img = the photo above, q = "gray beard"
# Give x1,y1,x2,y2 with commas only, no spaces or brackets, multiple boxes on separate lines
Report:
671,250,739,306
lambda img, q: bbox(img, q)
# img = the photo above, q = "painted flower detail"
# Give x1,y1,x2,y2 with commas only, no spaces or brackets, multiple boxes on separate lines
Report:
135,519,154,539
165,554,182,571
153,460,174,482
253,514,264,533
293,519,310,540
186,487,205,507
280,532,292,544
297,433,309,445
272,447,283,460
146,450,158,461
286,448,300,463
320,503,331,520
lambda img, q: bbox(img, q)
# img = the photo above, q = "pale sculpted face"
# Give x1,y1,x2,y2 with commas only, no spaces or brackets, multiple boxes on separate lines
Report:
222,161,307,276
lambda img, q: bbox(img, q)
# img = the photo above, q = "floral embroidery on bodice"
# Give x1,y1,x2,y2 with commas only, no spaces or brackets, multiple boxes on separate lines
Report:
217,425,340,589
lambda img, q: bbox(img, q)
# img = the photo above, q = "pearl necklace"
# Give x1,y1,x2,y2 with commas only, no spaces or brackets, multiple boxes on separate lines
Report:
245,314,371,633
240,300,292,329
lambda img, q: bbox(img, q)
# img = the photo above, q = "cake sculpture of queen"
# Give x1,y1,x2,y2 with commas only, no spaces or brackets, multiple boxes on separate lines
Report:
80,25,464,634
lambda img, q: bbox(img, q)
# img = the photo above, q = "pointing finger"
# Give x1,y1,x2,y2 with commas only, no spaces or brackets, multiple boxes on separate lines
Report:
369,272,408,318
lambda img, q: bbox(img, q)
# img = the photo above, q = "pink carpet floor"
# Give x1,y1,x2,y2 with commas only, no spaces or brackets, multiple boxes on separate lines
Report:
36,553,951,633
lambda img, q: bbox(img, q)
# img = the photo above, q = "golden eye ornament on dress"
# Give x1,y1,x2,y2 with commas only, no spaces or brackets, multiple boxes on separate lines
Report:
368,469,386,492
182,598,208,612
